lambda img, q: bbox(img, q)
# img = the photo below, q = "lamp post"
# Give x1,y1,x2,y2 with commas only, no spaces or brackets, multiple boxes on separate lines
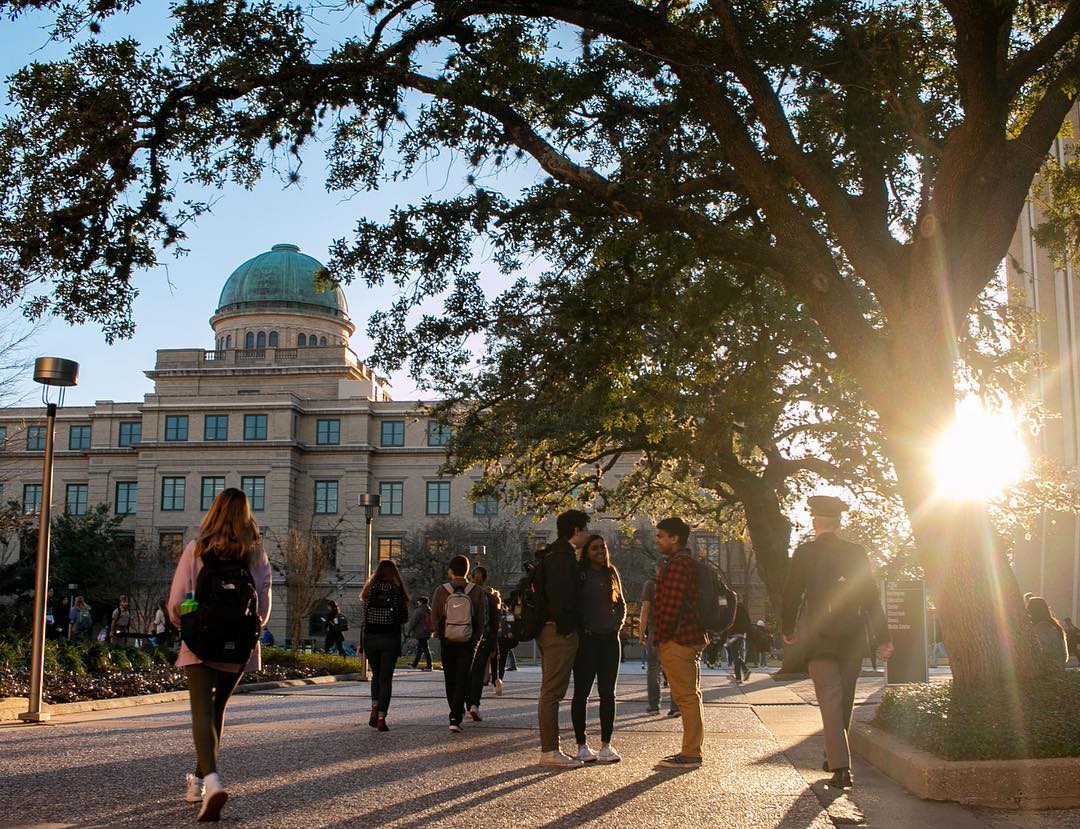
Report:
356,493,380,682
20,357,79,724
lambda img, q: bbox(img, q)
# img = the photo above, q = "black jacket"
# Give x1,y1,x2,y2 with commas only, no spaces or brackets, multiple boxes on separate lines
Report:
538,539,580,635
781,532,890,658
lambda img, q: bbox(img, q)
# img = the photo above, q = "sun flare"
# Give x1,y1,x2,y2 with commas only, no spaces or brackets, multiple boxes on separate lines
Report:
932,397,1030,500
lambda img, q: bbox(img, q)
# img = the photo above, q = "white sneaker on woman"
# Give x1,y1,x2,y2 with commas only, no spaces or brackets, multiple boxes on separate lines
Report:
197,772,228,822
597,745,622,763
184,774,204,803
576,744,598,763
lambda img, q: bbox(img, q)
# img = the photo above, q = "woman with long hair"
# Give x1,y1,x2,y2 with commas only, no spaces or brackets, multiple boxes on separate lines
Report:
168,488,271,822
571,535,627,764
361,558,410,731
1027,596,1068,673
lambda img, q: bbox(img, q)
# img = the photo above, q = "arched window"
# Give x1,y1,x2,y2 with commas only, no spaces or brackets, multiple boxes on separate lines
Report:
256,331,266,349
268,331,278,347
245,331,254,349
310,333,318,345
297,333,307,347
319,336,327,346
226,334,232,349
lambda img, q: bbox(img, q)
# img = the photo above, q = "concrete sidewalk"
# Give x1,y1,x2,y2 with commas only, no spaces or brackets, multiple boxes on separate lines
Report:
1,664,1077,828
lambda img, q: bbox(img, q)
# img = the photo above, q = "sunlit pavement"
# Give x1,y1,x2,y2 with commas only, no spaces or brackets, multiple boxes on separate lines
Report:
1,665,1077,828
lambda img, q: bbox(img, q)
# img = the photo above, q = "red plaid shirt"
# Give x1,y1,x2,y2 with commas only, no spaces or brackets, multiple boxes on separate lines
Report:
654,550,707,647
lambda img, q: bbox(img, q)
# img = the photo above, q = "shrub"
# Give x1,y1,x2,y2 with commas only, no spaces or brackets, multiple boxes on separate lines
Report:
56,643,87,676
86,642,111,670
125,645,152,669
875,674,1080,760
0,637,27,667
262,646,356,675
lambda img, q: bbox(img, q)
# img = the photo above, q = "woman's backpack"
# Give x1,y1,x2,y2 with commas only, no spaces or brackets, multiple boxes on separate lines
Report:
180,551,261,665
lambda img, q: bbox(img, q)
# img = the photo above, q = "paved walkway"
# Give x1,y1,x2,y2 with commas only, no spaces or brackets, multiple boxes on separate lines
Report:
2,665,1078,828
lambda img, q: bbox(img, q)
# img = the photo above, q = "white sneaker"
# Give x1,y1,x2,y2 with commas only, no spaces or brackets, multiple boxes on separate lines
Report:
185,774,204,803
196,772,227,822
448,722,462,733
597,745,622,764
576,744,598,763
539,750,584,768
495,678,503,696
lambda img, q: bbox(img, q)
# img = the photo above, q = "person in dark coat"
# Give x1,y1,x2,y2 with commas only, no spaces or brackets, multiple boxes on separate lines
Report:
323,600,348,658
782,495,892,791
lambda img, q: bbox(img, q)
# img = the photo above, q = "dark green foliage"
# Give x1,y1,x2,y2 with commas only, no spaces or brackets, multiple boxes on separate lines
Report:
875,676,1080,760
49,504,125,611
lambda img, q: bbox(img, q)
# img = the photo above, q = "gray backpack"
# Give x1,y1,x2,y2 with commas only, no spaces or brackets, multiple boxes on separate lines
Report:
443,582,476,643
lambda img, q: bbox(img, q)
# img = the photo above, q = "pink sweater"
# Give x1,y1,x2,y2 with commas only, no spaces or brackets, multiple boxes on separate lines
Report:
167,541,272,674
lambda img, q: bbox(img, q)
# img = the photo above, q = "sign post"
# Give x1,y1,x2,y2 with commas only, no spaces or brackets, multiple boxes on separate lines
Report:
883,580,929,684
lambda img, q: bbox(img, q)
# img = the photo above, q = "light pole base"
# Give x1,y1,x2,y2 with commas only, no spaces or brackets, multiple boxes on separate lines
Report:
18,711,52,723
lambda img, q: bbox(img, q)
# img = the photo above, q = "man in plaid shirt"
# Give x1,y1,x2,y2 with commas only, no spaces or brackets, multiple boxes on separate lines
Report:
653,516,708,769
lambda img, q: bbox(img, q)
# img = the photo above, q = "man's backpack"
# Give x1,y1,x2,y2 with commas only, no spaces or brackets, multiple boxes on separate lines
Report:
686,555,738,634
180,551,261,665
509,562,545,642
443,582,477,643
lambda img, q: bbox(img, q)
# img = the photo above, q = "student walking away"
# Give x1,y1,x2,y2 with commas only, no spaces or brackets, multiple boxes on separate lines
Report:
466,566,500,720
639,562,664,714
535,509,589,768
782,495,891,791
109,595,132,644
652,517,713,769
361,561,410,731
431,555,485,732
1027,596,1069,674
70,597,93,642
752,620,772,667
323,600,349,658
152,599,176,648
494,594,518,692
54,594,71,640
408,598,434,670
571,535,627,764
168,487,271,822
726,600,753,683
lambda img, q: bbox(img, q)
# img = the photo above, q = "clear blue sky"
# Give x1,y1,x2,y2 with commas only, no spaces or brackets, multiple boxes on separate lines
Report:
0,6,539,406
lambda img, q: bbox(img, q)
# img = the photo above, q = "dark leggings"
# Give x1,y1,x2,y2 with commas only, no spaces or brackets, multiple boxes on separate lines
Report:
571,631,621,745
497,640,518,679
467,638,495,708
365,633,401,714
185,664,244,778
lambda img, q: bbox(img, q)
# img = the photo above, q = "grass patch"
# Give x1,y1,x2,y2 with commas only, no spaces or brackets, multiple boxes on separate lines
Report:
874,674,1080,760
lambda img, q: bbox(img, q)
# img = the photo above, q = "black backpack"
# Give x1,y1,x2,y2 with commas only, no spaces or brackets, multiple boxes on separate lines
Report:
509,561,545,642
335,613,349,632
180,551,261,665
684,554,738,634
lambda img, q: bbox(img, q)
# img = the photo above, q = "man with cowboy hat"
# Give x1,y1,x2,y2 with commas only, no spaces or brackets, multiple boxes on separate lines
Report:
781,495,892,790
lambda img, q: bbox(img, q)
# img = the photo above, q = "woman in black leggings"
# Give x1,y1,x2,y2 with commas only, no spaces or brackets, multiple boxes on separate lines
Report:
361,560,410,731
571,535,627,764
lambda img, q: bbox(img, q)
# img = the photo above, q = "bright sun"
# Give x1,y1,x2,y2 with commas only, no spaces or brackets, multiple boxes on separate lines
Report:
932,397,1030,500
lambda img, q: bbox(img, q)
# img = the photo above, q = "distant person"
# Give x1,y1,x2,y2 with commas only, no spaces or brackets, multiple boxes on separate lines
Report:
168,487,271,822
751,620,772,668
652,516,708,769
781,495,891,791
431,555,485,732
54,594,71,640
1027,596,1068,674
323,600,348,658
109,595,131,644
44,588,56,639
535,509,590,767
465,566,500,721
69,597,93,643
494,592,518,691
726,600,752,683
152,599,176,647
571,535,626,764
361,560,410,731
260,628,275,648
407,598,434,670
639,561,664,714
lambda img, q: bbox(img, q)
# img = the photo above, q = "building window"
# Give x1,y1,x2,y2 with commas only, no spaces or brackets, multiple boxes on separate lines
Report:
319,336,327,346
378,537,403,561
22,483,42,514
380,420,404,447
204,415,228,441
268,331,279,347
118,421,141,446
68,425,91,450
241,476,265,512
426,421,451,447
245,331,255,349
426,481,450,515
159,532,185,561
244,414,268,441
164,415,189,442
201,476,225,510
316,534,338,569
26,426,46,451
161,476,186,511
0,426,7,445
255,331,265,349
316,419,340,445
314,480,338,514
379,482,403,515
310,332,317,345
225,334,232,349
64,484,88,516
474,494,499,516
115,481,137,515
298,333,307,347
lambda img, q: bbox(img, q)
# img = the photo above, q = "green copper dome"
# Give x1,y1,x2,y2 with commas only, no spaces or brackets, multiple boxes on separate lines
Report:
216,243,348,316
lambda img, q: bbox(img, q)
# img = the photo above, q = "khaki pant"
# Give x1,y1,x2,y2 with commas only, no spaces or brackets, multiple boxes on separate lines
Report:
537,622,578,752
808,652,863,771
659,640,704,759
